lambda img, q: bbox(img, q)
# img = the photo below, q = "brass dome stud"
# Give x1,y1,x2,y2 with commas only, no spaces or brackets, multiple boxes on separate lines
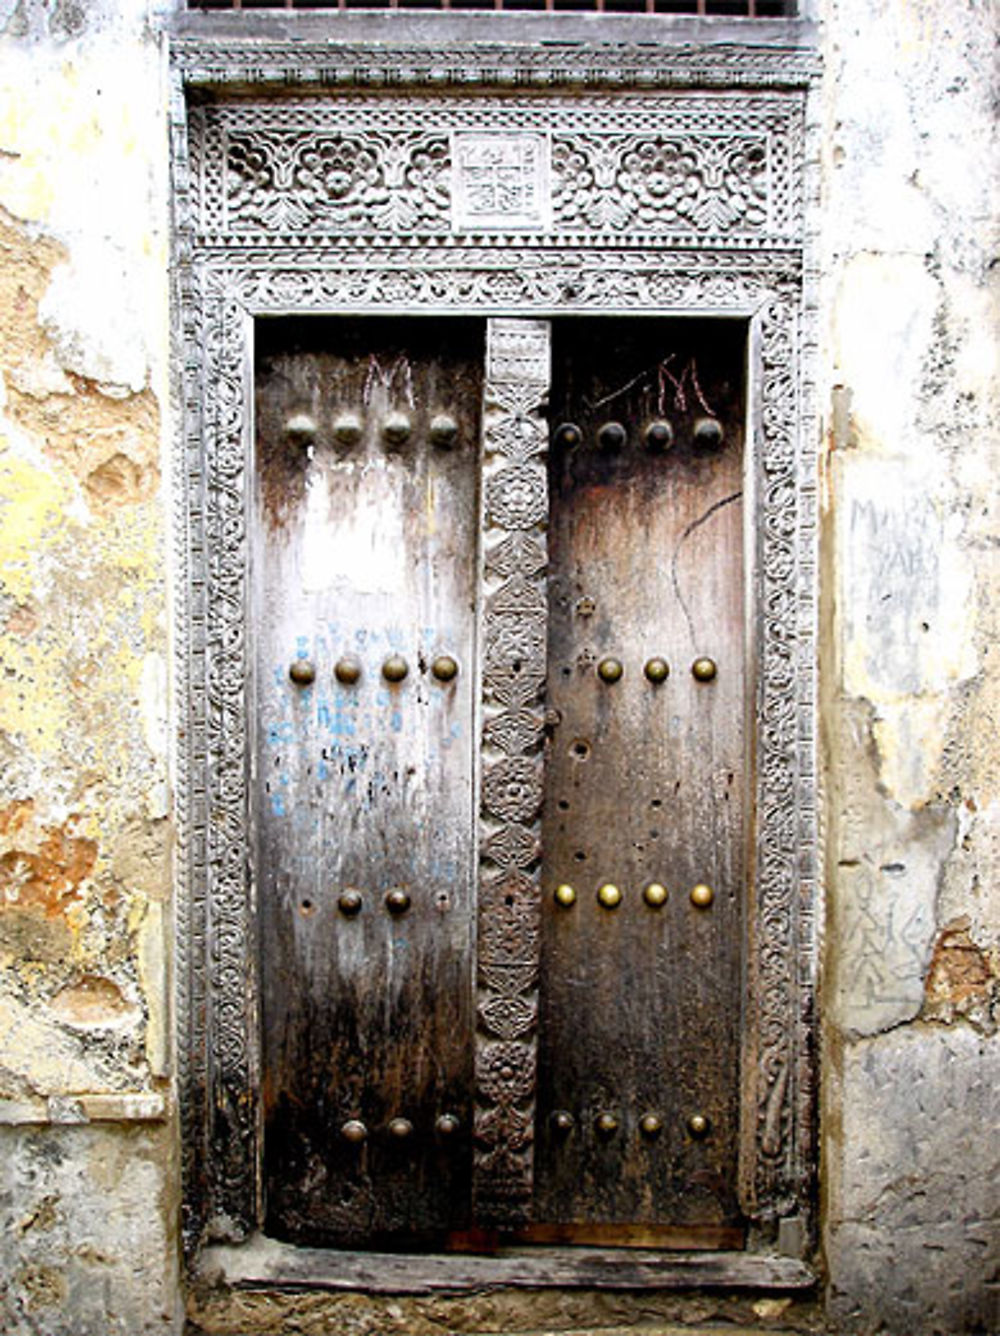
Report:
382,654,409,683
436,1114,460,1137
341,1119,367,1144
332,411,363,447
429,414,459,448
388,1116,414,1139
597,883,622,909
644,656,670,684
334,656,362,685
431,654,459,682
385,888,411,915
692,657,717,682
690,883,715,909
640,1112,663,1139
597,421,627,451
382,411,412,447
284,412,317,446
552,1110,575,1135
643,882,668,908
693,417,724,450
687,1112,711,1139
289,659,316,686
554,422,583,450
644,420,674,452
597,657,624,684
595,1112,620,1138
338,888,363,917
553,883,577,908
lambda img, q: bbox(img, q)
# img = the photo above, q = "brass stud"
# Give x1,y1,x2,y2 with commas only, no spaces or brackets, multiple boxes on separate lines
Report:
285,412,317,445
552,1110,575,1134
692,657,717,682
640,1113,663,1138
382,654,409,683
436,1114,460,1137
595,1112,619,1138
693,417,725,450
289,658,316,686
643,882,668,908
644,656,670,684
332,411,363,446
690,883,715,909
382,411,412,446
553,883,577,908
385,887,411,915
334,655,362,685
431,654,458,682
687,1112,711,1139
597,883,622,909
388,1116,414,1139
554,422,582,449
644,419,674,452
598,421,627,450
338,888,363,917
429,413,459,448
597,657,623,684
341,1119,367,1144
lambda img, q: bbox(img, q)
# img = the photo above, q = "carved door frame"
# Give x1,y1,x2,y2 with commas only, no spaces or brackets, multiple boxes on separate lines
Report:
169,35,821,1277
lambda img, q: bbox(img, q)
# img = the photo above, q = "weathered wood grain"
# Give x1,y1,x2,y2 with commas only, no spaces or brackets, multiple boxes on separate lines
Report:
535,318,748,1232
199,1234,816,1294
253,317,483,1247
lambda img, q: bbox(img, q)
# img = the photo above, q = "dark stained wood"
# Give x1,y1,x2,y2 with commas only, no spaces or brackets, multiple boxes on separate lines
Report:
200,1234,816,1293
509,1222,744,1250
254,317,483,1247
535,319,748,1230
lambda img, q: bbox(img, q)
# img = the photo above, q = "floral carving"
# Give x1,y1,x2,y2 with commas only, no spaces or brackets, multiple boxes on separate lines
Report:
175,66,817,1251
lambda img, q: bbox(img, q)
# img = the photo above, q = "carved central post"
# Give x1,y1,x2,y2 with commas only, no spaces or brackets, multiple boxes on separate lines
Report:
474,319,551,1225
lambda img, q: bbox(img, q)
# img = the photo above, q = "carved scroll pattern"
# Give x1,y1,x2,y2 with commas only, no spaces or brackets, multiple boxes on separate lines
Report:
750,287,803,1216
475,318,551,1226
176,59,817,1246
200,290,257,1239
191,97,802,245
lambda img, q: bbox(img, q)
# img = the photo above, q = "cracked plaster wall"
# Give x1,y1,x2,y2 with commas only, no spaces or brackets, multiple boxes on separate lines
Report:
0,1,180,1334
820,0,1000,1331
0,0,998,1333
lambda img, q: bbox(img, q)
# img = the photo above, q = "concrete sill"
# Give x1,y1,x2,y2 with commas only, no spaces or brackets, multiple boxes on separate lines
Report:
197,1233,816,1295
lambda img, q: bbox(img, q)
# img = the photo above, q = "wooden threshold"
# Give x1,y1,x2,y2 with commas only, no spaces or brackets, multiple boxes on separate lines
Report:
198,1233,815,1295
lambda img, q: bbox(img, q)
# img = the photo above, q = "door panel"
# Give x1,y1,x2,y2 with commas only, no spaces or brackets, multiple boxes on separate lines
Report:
252,315,749,1249
534,319,747,1235
254,318,483,1247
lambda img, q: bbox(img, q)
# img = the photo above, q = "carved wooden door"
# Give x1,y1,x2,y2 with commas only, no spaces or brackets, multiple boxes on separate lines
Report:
253,315,747,1250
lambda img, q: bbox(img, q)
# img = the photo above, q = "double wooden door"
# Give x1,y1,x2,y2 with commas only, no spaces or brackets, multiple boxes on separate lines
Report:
253,314,747,1250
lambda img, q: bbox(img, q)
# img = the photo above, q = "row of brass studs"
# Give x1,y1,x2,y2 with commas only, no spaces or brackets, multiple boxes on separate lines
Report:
551,1110,711,1140
289,653,459,687
596,656,717,684
554,882,715,909
326,887,412,917
553,418,725,453
341,1113,462,1144
285,411,460,450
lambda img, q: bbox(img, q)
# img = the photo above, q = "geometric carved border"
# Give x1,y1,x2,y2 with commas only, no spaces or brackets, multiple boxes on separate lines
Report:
170,41,819,1256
